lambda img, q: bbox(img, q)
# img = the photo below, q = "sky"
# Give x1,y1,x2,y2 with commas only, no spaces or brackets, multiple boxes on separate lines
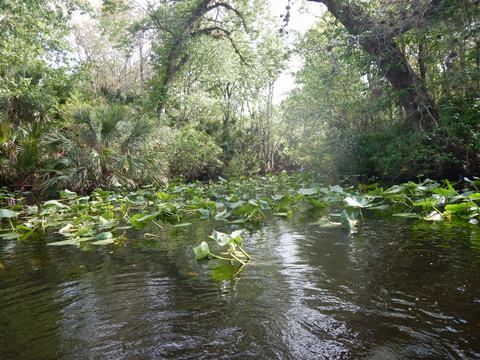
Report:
268,0,325,103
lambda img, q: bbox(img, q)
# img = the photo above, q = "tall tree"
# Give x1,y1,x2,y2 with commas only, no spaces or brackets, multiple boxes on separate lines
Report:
306,0,445,129
137,0,253,117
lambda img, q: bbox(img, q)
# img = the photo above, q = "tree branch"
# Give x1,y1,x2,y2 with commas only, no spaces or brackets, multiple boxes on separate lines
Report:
191,26,249,65
206,2,249,32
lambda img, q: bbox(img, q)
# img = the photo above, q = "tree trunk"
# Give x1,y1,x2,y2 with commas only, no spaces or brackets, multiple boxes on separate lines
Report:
418,40,427,82
308,0,439,129
360,35,438,129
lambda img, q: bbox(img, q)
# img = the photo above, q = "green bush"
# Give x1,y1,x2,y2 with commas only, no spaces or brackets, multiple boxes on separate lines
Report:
168,128,223,181
41,104,165,193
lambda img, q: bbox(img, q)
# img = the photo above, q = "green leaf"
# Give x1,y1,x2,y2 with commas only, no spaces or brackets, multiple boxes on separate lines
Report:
393,212,421,219
60,189,77,199
193,241,210,260
92,239,115,245
58,223,73,234
329,185,344,193
16,224,34,233
95,231,113,241
0,232,21,239
368,204,389,210
230,230,243,239
197,208,211,218
307,198,327,208
47,238,79,246
444,179,457,194
424,211,443,221
214,209,230,221
209,230,231,246
230,218,247,224
157,191,173,201
468,193,480,200
340,209,360,230
130,211,160,228
43,200,69,209
412,198,439,208
432,188,457,196
444,202,477,214
172,222,191,227
383,185,405,194
344,196,371,208
0,209,18,218
298,188,317,196
75,224,93,237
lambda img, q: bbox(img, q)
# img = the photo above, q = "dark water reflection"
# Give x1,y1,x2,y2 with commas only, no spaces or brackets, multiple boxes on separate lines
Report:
1,214,480,359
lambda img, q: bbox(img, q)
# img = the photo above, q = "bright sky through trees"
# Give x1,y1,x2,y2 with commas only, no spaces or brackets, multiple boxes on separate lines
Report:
269,0,324,103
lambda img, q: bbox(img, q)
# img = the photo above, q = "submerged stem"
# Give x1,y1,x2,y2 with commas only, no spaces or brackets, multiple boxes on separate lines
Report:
238,245,251,260
208,253,234,262
152,220,163,229
230,253,246,266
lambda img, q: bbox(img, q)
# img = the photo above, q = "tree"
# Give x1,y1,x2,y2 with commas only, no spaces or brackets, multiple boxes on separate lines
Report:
0,0,77,185
72,0,150,94
306,0,445,129
137,0,257,117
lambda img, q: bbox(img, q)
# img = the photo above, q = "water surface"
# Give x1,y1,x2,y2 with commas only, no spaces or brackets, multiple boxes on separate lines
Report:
1,214,480,359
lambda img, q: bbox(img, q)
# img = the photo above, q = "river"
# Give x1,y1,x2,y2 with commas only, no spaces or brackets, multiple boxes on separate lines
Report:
1,213,479,359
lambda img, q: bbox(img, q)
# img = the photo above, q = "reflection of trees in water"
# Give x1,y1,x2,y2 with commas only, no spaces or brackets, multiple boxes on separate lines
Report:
314,218,480,359
266,216,355,358
2,216,480,358
54,247,185,358
0,236,63,359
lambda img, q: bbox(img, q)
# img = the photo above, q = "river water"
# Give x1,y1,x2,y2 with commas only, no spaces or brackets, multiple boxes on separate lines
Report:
1,213,480,359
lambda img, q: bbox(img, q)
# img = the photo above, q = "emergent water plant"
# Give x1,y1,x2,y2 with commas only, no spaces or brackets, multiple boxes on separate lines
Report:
193,230,251,265
1,173,480,254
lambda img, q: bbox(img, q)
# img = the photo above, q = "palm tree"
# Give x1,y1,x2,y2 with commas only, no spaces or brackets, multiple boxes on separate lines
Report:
42,104,163,193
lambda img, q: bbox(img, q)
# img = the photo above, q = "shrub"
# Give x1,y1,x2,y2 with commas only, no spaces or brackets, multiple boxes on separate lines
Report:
41,104,165,193
168,128,223,181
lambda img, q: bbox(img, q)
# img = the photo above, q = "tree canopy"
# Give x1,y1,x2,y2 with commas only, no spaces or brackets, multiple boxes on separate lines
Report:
0,0,479,191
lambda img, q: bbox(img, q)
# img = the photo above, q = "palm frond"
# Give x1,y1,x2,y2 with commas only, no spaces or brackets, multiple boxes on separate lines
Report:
99,105,125,145
120,120,151,152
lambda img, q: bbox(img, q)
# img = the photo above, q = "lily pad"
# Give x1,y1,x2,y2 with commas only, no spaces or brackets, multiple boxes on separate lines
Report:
298,188,317,196
95,231,113,241
344,196,372,208
0,209,18,218
193,241,210,260
209,230,231,246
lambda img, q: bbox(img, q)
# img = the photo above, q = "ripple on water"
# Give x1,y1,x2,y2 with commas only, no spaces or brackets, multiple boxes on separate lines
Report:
1,217,480,359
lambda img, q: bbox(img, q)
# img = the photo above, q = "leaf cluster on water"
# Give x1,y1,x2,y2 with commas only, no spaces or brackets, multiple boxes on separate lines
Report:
193,229,250,265
1,174,480,250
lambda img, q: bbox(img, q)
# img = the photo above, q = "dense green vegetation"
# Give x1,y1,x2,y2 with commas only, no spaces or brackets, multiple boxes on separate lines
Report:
2,0,479,262
2,0,478,191
1,0,479,257
2,173,480,252
286,0,480,179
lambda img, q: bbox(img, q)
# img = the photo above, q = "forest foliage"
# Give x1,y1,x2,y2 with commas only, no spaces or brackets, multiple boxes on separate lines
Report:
0,0,479,194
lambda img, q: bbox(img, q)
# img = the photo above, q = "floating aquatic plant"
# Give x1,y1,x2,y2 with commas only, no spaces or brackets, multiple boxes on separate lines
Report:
1,174,480,252
193,230,251,265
